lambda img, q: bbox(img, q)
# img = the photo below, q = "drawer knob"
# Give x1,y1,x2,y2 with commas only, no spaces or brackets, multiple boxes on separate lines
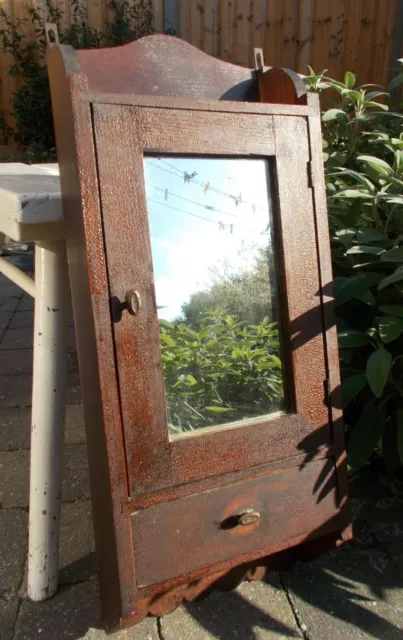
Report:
125,289,141,315
237,509,260,526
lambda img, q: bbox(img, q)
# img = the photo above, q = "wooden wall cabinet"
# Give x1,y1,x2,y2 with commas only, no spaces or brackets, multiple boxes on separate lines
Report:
47,35,351,632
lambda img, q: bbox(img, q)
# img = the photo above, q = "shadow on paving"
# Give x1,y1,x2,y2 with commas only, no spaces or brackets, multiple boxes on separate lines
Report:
176,546,403,640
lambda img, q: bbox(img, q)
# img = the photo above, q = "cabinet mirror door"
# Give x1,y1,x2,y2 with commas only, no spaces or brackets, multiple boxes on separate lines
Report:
144,156,286,438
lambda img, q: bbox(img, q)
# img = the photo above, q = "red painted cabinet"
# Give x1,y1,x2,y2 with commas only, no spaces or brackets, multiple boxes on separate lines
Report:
48,35,351,632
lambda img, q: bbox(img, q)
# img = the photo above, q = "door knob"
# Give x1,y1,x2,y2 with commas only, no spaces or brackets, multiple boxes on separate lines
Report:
125,289,141,315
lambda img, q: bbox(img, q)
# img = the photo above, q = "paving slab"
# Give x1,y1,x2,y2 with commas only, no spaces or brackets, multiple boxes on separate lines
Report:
0,450,29,508
62,444,90,502
0,311,13,331
0,509,27,596
0,283,23,298
0,328,33,350
15,296,34,312
0,348,79,376
351,519,377,548
160,573,302,639
14,580,159,640
0,349,33,376
64,404,86,445
0,404,86,452
283,546,403,640
65,372,82,405
8,312,33,329
0,597,19,640
0,326,76,350
0,297,20,314
0,372,81,408
59,500,96,584
0,376,33,409
0,443,89,507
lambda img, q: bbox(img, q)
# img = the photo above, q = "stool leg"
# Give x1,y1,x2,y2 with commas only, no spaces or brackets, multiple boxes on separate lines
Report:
28,240,69,601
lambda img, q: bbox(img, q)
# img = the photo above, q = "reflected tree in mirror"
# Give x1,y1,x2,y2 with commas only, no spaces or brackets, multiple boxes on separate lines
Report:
143,157,285,436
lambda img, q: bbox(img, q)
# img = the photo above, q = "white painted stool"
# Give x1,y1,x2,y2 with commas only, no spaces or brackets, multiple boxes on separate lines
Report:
0,163,68,601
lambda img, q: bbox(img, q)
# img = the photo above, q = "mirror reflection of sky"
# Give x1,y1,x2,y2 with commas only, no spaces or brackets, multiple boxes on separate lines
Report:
143,157,273,321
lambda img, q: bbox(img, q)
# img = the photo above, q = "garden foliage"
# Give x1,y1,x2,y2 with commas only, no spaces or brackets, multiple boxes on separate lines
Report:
306,66,403,472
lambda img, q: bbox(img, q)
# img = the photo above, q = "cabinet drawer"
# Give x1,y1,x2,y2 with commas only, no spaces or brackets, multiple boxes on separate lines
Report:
131,459,339,587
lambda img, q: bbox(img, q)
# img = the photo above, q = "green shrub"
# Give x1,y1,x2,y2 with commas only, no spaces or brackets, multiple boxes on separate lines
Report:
0,0,153,160
306,67,403,473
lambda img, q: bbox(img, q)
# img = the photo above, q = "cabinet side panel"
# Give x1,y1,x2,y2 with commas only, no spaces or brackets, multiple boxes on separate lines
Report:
47,48,136,629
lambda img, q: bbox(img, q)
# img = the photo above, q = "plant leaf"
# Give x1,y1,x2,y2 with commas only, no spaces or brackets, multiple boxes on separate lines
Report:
355,290,375,305
337,330,370,348
357,155,394,176
379,305,403,318
348,405,385,470
366,346,392,397
378,266,403,290
389,74,403,90
364,101,389,111
378,316,403,343
160,332,175,347
334,273,383,306
357,228,387,243
345,199,362,226
344,71,356,89
346,245,384,255
335,228,356,246
341,374,367,408
332,168,375,193
205,406,234,413
322,108,348,122
381,247,403,263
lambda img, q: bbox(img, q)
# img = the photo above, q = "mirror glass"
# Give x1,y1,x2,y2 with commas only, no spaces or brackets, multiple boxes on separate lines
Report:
143,157,285,437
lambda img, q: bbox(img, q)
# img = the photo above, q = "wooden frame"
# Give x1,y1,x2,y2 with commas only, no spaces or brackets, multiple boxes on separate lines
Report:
47,35,351,632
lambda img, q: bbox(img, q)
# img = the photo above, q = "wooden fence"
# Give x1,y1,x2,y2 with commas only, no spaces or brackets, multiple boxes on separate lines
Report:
1,0,403,146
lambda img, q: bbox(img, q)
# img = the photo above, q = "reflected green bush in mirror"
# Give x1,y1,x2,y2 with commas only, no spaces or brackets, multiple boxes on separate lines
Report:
160,311,283,434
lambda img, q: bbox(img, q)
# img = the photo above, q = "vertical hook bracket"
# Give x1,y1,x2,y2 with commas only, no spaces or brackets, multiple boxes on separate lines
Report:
45,23,60,47
254,48,265,71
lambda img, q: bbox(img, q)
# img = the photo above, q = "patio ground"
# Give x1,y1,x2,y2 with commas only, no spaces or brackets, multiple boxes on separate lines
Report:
1,255,403,639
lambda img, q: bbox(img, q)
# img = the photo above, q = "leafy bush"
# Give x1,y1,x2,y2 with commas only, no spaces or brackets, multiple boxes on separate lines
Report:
306,67,403,473
160,311,284,434
0,0,153,159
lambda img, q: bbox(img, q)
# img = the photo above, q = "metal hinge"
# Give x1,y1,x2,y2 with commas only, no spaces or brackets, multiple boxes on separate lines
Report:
307,161,314,188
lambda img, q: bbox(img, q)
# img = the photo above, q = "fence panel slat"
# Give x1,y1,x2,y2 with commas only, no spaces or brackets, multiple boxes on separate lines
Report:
1,0,402,147
190,0,203,49
265,0,283,68
381,0,399,88
343,0,363,80
203,0,214,54
220,0,235,61
234,0,250,67
250,0,266,67
282,0,298,69
327,0,346,82
86,0,104,33
355,0,375,84
153,0,164,32
296,0,314,74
